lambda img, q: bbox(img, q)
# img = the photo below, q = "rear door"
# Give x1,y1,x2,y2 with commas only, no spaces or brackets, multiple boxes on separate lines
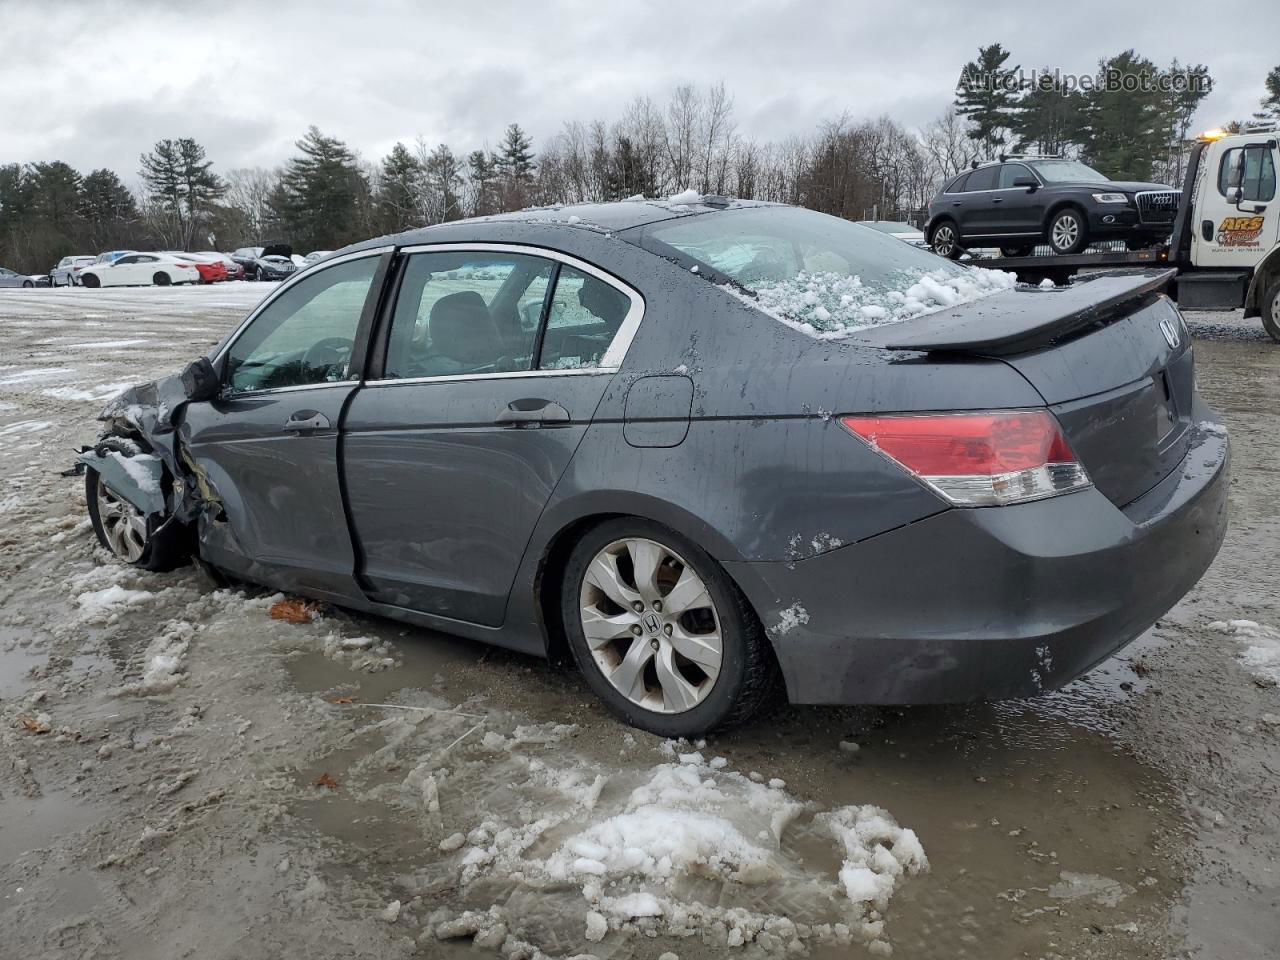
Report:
955,165,998,239
342,244,642,626
179,249,390,600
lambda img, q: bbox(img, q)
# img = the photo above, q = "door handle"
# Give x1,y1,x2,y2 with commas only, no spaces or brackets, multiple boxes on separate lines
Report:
495,399,570,428
991,197,1003,203
951,201,962,207
283,410,331,431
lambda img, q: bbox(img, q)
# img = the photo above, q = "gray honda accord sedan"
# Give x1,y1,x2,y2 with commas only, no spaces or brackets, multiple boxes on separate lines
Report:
77,197,1229,736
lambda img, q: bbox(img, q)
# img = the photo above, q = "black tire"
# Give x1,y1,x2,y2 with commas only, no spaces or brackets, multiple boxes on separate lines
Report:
153,272,171,287
1000,246,1033,258
254,267,263,281
85,438,191,572
1047,208,1088,254
22,279,32,288
930,220,962,259
1262,278,1280,344
560,517,777,737
81,273,100,289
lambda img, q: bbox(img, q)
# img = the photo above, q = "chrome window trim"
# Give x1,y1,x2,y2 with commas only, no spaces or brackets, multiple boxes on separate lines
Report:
212,246,394,366
392,241,646,374
363,368,612,389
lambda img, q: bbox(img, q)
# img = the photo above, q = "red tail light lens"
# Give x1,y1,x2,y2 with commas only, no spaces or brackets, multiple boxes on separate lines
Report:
840,411,1091,506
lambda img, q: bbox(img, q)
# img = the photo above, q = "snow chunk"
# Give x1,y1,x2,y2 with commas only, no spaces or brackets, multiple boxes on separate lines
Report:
1039,277,1057,289
584,910,608,941
106,450,162,494
118,620,195,695
77,585,154,622
1209,619,1280,686
667,188,702,205
734,266,1018,339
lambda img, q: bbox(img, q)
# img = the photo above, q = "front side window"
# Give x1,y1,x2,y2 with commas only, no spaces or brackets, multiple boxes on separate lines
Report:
538,267,631,370
998,163,1034,189
1219,147,1277,202
225,255,378,393
383,252,552,379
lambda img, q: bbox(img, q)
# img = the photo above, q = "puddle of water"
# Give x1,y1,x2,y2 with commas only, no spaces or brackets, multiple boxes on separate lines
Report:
0,791,100,866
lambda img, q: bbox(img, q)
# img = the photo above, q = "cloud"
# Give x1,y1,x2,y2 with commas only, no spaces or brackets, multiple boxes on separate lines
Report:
1,0,1275,178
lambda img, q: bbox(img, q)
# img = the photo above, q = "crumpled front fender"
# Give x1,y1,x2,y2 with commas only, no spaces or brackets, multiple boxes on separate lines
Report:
77,447,166,515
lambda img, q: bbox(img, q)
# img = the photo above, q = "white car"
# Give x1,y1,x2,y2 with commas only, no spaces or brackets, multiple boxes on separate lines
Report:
50,255,96,287
78,253,201,288
857,221,930,249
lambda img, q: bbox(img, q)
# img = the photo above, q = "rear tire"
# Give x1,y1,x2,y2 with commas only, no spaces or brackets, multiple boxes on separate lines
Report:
1263,278,1280,344
153,272,171,286
930,221,962,259
1047,208,1088,255
85,438,190,572
560,517,777,737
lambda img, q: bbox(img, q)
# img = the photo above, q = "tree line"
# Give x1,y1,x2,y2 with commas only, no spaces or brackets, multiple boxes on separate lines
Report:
2,54,1278,275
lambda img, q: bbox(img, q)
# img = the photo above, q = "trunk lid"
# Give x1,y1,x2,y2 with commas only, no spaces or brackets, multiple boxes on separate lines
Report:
861,271,1192,507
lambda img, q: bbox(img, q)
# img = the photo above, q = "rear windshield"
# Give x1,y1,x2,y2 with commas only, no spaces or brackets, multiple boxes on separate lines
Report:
644,207,1014,338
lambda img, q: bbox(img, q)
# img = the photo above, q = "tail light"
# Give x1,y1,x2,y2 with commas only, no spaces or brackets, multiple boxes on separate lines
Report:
840,411,1091,507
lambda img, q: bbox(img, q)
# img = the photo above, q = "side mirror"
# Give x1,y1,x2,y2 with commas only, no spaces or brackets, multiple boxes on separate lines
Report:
181,356,220,401
1012,176,1038,190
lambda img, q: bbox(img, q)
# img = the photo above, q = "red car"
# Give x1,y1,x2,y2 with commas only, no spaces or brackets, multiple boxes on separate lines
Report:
175,254,228,284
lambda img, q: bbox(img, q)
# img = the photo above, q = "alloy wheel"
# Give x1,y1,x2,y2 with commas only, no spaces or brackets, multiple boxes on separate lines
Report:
96,481,147,562
932,224,956,256
1051,214,1080,251
578,537,723,714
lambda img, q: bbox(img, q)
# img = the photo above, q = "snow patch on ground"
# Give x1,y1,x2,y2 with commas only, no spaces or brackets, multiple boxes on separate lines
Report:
42,381,133,403
732,266,1017,339
77,585,155,623
118,620,196,695
444,754,926,954
1209,619,1280,686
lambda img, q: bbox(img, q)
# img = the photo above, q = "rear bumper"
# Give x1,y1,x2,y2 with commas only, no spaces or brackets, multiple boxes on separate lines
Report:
726,421,1229,705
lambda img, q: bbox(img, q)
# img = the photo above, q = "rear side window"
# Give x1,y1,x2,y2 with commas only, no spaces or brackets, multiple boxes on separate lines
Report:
945,173,970,193
964,166,997,191
538,267,631,370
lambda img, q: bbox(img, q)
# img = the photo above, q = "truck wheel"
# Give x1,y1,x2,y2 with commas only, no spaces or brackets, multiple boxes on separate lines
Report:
1263,279,1280,344
930,221,962,259
1048,209,1087,255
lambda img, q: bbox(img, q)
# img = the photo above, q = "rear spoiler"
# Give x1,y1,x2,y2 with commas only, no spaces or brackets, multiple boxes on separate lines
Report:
875,270,1177,357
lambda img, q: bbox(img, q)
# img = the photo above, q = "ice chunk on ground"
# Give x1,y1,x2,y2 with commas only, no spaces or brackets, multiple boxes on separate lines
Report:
1209,619,1280,686
117,620,195,695
1048,871,1134,907
77,585,154,622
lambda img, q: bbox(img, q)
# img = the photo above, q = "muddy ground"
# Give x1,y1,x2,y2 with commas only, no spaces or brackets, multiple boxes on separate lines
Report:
0,285,1276,960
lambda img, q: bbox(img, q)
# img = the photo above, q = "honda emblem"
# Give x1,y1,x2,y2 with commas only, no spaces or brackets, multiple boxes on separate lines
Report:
1159,317,1181,349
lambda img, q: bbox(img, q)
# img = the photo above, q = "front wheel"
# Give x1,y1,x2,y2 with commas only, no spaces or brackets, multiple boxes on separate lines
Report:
1048,209,1087,254
930,221,962,259
153,272,171,286
561,518,777,737
1262,278,1280,344
22,280,32,288
86,439,190,571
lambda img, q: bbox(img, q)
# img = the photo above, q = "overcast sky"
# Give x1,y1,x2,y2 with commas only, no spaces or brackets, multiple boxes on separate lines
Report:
2,0,1276,182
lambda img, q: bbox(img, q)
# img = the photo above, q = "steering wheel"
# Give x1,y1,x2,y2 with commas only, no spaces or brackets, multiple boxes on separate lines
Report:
303,337,353,375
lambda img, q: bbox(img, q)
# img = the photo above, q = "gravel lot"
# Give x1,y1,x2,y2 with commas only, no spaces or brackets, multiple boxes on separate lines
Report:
0,286,1276,959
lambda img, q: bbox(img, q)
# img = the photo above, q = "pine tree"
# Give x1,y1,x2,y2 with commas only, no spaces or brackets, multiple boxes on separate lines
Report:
1011,70,1084,157
1078,50,1168,181
468,149,498,216
1256,65,1280,123
27,161,82,230
496,123,535,182
378,142,422,233
955,44,1021,158
423,144,463,222
80,169,138,249
273,127,369,250
138,138,224,248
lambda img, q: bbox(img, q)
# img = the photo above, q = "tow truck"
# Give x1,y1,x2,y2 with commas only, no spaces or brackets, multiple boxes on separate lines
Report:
964,125,1280,342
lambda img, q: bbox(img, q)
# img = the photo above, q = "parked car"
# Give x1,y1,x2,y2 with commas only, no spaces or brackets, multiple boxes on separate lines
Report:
50,255,97,287
229,247,265,274
926,157,1179,258
303,250,334,265
0,266,44,288
857,221,929,249
200,252,245,280
78,252,200,288
172,253,229,284
251,254,298,281
77,198,1228,737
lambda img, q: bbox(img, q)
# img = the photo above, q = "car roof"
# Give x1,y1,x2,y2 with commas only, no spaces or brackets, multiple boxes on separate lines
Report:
337,197,783,257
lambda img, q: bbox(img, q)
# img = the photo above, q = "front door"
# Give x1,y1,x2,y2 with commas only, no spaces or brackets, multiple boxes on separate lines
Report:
179,251,387,601
1192,140,1280,268
342,246,640,626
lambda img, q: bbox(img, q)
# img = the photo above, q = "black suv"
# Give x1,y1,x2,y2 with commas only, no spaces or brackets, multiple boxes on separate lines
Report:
925,157,1179,259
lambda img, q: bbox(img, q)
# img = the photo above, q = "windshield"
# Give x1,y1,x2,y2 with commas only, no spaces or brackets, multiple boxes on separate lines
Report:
644,206,1015,337
1028,160,1110,184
